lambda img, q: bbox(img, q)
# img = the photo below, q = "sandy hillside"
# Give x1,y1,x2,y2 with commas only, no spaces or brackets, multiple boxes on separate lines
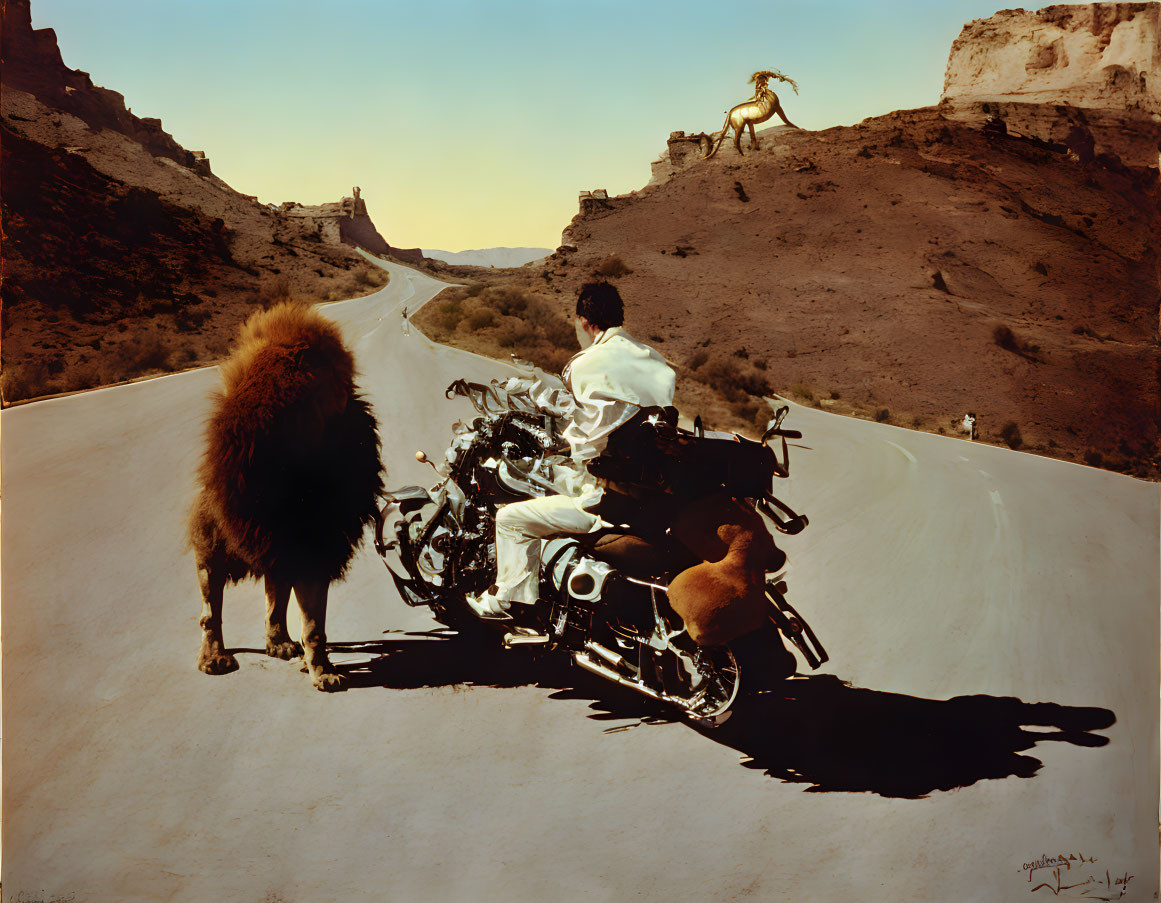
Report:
0,0,412,402
541,107,1159,476
419,4,1160,479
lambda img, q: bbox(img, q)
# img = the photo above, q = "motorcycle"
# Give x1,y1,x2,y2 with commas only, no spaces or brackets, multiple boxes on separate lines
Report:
373,374,827,727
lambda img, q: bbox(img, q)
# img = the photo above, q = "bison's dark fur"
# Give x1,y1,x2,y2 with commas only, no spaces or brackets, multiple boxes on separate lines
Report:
189,301,383,690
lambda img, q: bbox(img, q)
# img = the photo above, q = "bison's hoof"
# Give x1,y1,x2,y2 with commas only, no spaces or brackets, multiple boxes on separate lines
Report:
198,651,239,675
266,639,303,660
312,671,348,693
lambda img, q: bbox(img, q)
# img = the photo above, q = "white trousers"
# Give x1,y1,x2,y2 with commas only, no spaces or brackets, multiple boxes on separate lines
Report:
493,493,602,604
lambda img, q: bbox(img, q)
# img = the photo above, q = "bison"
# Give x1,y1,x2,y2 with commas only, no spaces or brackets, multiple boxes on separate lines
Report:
189,301,383,691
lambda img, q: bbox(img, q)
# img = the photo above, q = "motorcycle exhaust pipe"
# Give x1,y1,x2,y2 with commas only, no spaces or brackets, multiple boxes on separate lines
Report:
584,640,627,671
574,650,697,712
574,652,664,702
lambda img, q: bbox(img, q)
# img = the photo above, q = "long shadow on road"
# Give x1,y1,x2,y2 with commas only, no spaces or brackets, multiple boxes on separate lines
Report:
328,632,1115,800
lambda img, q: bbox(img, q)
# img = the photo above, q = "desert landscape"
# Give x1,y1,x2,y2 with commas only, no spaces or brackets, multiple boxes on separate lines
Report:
0,0,420,399
417,6,1161,477
1,1,1158,901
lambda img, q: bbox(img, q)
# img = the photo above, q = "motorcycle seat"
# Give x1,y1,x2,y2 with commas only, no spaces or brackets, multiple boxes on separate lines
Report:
584,531,698,582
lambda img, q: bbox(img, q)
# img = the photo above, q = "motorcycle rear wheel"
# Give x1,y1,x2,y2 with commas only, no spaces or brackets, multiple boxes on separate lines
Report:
669,639,741,728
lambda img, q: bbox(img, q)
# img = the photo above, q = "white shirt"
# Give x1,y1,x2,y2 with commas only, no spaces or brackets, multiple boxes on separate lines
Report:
560,326,676,462
491,328,674,506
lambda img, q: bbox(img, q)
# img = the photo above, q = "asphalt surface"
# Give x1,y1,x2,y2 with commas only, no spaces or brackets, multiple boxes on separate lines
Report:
3,260,1157,902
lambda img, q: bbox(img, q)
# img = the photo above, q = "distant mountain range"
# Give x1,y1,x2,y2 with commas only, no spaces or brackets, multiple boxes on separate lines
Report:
422,247,552,268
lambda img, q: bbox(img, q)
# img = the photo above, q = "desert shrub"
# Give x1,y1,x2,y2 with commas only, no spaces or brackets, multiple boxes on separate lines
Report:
735,367,772,398
464,282,487,297
175,306,213,332
688,349,710,370
830,390,841,399
999,421,1023,449
352,266,389,289
594,255,633,278
733,347,749,359
993,324,1039,359
438,299,466,330
753,358,768,371
875,408,890,422
142,295,178,316
992,324,1018,350
489,286,530,316
250,277,292,309
464,308,497,331
693,353,771,403
174,345,199,366
268,277,292,302
62,363,102,392
102,330,175,380
791,384,814,402
730,397,761,424
1,359,54,402
699,355,745,400
523,298,574,350
1083,449,1103,467
495,321,536,348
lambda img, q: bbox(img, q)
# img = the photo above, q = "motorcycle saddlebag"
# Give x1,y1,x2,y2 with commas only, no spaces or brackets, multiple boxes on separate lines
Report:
590,408,776,500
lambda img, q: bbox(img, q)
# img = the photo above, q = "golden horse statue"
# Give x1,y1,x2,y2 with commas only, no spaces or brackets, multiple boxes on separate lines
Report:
705,69,799,159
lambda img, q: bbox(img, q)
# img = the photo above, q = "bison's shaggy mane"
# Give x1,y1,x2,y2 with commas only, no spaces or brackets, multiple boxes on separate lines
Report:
191,301,384,584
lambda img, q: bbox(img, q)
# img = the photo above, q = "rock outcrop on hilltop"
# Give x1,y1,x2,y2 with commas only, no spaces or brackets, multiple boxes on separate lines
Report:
0,0,414,402
533,7,1160,476
279,191,425,265
1,0,212,172
941,3,1161,172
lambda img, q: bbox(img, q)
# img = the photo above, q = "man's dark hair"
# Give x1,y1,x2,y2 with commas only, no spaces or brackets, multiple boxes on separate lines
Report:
576,282,624,331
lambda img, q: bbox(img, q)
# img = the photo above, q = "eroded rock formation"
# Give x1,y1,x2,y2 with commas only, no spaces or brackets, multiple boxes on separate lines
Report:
941,3,1161,171
279,192,425,264
1,0,212,172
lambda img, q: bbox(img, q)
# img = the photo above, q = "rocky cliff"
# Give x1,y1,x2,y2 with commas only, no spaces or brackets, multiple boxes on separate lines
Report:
279,194,425,265
941,3,1161,171
1,0,212,172
0,0,409,402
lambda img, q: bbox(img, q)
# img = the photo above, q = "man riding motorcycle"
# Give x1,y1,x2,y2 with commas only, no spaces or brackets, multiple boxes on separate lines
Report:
464,281,675,620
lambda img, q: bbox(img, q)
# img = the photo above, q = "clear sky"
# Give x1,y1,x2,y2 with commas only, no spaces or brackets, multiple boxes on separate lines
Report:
32,0,1004,251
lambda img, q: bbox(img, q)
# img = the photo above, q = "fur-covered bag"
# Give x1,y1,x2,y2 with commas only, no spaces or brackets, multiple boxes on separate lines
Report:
666,494,785,646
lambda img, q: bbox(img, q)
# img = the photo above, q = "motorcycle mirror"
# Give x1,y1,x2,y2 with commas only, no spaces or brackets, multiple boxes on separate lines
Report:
416,450,439,472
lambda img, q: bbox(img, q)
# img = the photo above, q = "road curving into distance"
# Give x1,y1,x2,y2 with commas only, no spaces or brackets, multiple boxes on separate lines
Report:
3,259,1157,902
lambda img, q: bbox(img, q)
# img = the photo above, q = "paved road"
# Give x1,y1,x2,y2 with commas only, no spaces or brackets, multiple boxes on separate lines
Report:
3,261,1157,902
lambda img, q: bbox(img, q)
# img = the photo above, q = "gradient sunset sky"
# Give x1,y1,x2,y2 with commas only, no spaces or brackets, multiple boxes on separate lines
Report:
33,0,1004,251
